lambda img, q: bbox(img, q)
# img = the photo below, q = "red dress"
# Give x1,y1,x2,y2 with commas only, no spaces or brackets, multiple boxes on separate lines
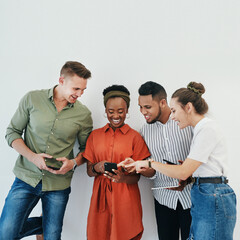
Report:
83,124,150,240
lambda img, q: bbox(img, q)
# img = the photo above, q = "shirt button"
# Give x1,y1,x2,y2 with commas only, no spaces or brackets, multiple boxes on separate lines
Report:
47,146,50,149
51,132,53,134
56,119,58,121
42,173,45,176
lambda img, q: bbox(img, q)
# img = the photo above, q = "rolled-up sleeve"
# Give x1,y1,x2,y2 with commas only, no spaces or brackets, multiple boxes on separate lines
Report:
5,93,30,147
77,110,93,153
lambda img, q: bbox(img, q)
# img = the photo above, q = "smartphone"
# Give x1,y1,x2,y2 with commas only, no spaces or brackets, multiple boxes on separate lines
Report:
163,159,176,165
104,162,118,174
46,158,61,170
47,166,60,170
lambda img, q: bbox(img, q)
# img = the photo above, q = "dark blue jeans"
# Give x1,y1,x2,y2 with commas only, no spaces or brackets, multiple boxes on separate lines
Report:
0,178,71,240
188,180,236,240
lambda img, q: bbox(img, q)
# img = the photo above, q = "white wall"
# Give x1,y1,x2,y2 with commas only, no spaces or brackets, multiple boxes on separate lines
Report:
0,1,239,239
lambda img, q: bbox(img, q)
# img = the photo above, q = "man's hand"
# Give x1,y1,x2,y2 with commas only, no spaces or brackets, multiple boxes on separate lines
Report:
47,157,75,175
31,153,53,170
166,160,188,191
167,179,188,191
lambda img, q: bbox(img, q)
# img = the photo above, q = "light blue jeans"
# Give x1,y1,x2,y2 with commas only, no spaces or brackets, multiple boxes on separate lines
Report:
188,178,236,240
0,178,71,240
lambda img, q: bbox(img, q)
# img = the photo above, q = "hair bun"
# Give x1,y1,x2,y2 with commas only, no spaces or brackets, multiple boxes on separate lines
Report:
187,82,205,96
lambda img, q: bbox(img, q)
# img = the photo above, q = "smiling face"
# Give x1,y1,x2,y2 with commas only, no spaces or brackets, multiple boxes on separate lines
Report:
138,95,162,124
170,97,190,129
60,74,87,104
105,97,128,130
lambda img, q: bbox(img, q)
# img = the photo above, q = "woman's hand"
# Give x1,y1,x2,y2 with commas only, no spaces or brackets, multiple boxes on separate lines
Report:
125,160,149,173
104,168,126,183
87,160,108,177
117,158,136,173
93,161,107,174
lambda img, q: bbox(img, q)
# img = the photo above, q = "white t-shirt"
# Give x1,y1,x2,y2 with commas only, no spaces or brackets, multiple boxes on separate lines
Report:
188,117,228,177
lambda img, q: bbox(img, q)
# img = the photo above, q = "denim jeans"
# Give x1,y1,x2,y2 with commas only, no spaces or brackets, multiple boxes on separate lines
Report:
188,179,236,240
0,178,71,240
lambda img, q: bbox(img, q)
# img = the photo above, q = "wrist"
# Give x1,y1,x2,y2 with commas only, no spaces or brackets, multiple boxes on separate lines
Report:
148,159,154,168
92,163,101,175
28,152,37,163
71,159,77,171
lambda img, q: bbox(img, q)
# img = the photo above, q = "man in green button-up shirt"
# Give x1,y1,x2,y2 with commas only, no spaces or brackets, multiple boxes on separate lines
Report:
0,61,93,240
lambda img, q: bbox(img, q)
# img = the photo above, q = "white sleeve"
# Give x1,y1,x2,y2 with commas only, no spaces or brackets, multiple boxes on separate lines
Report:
188,126,220,163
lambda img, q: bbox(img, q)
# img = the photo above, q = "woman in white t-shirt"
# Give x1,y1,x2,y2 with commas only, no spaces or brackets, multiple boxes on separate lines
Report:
120,82,237,240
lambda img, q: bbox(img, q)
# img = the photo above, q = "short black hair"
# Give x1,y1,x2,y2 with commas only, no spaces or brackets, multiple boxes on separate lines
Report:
103,85,130,96
138,81,167,101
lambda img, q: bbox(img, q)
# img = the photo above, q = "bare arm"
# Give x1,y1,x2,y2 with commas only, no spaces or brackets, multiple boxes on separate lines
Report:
12,138,87,175
118,158,156,178
47,152,87,175
87,160,140,184
132,158,202,180
139,168,156,178
11,138,53,170
87,160,107,177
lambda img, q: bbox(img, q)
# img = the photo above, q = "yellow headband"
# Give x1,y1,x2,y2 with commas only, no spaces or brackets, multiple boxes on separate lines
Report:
187,84,202,96
104,91,130,108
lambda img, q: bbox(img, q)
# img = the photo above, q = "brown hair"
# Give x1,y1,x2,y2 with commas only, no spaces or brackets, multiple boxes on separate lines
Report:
171,82,208,114
60,61,91,79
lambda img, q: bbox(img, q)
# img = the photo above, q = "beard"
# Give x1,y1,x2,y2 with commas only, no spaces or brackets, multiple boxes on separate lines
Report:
147,107,162,124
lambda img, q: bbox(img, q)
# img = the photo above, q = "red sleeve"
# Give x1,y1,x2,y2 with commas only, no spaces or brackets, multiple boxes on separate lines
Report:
132,133,151,161
82,132,96,163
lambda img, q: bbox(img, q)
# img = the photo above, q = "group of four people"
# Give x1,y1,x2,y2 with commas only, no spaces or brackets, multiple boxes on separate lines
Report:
0,61,236,240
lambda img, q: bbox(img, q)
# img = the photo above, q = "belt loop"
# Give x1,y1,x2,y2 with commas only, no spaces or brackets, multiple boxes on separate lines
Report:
221,176,224,183
221,176,228,184
195,177,199,185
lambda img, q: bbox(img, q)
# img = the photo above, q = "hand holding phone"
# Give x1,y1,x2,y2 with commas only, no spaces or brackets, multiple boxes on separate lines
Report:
104,162,118,175
45,158,62,170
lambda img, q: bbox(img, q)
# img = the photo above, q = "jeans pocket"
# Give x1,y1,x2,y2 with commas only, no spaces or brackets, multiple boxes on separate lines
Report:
220,191,236,219
198,184,215,196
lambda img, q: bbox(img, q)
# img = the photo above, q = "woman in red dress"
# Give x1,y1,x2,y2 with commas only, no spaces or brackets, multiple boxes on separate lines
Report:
83,85,150,240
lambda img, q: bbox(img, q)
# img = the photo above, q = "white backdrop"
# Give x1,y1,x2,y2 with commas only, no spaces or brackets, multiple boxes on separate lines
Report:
0,1,239,239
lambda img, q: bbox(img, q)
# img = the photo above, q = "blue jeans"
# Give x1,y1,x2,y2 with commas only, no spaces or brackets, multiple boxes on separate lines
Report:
0,178,71,240
188,179,236,240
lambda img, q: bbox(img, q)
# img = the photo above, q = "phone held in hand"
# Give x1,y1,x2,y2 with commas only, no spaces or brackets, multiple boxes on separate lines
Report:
104,162,118,174
163,159,176,165
47,165,60,170
45,158,61,170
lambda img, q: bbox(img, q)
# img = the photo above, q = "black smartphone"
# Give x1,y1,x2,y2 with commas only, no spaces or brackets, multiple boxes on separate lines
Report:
104,162,118,174
47,166,60,170
163,159,176,165
46,158,61,170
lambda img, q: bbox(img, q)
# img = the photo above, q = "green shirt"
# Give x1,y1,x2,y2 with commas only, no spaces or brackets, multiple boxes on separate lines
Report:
5,86,93,191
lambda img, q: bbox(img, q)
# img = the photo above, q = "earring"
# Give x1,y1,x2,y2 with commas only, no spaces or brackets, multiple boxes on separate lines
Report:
103,113,107,118
126,113,130,119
